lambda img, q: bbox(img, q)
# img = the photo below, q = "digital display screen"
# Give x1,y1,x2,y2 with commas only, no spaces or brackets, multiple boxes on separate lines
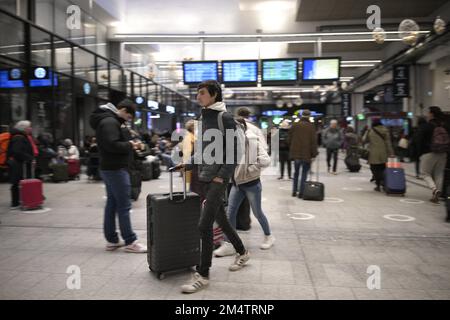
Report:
0,70,58,88
262,110,288,116
222,60,258,84
302,58,340,82
262,59,298,82
183,61,218,85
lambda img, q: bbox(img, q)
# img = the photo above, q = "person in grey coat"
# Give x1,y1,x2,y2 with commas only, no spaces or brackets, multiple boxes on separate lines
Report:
322,119,343,175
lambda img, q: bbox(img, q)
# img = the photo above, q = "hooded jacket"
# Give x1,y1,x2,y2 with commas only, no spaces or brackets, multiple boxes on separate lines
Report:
89,103,132,170
185,101,237,182
233,121,271,185
322,127,343,149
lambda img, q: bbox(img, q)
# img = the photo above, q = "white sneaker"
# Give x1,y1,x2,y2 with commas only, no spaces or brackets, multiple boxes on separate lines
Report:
105,240,126,251
181,272,209,294
213,241,236,257
229,250,250,271
260,235,276,250
124,240,147,253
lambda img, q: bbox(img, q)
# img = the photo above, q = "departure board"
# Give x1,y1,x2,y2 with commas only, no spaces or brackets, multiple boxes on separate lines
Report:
221,60,258,84
262,59,298,82
183,61,218,85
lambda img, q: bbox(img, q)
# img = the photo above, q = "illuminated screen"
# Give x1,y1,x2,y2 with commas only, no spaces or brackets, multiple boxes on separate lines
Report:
262,59,298,82
302,58,340,81
183,61,218,85
222,60,258,84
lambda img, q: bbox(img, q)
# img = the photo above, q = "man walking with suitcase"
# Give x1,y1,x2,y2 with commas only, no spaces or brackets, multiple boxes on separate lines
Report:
89,99,147,253
288,110,318,198
175,80,250,294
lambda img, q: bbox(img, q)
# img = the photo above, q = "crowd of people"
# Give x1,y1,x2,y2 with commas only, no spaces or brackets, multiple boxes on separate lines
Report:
1,79,449,295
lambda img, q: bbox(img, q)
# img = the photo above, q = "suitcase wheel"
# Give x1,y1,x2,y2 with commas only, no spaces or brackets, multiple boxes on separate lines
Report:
157,273,165,280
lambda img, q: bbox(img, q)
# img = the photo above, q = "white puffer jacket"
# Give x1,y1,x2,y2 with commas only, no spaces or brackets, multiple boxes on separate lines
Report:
234,121,271,185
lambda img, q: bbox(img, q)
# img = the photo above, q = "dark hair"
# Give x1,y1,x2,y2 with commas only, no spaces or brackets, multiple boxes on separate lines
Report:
429,106,444,120
237,107,251,118
417,116,427,126
117,99,137,117
197,80,222,102
235,117,247,131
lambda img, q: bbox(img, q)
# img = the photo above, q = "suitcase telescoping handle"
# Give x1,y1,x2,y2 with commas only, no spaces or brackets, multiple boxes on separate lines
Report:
23,161,35,179
168,167,187,201
309,155,320,182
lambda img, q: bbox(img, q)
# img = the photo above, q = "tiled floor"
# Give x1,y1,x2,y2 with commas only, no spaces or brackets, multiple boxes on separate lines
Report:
1,151,449,300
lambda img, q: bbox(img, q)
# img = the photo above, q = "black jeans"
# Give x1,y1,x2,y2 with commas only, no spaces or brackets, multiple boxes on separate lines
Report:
279,150,291,178
326,148,339,172
197,181,245,278
370,164,386,188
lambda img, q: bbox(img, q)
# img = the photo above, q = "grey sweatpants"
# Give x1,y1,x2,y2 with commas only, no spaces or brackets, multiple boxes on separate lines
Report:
419,152,447,192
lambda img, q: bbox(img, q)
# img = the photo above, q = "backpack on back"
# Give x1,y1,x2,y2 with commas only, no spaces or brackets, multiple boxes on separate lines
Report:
0,132,12,167
431,126,450,153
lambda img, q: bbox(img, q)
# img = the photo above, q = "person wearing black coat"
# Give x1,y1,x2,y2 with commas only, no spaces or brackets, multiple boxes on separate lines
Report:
7,121,34,209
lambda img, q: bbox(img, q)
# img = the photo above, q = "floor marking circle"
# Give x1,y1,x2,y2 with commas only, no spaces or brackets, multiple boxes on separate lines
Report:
324,197,344,203
287,212,315,220
342,187,363,191
400,199,424,204
383,214,416,222
18,207,52,214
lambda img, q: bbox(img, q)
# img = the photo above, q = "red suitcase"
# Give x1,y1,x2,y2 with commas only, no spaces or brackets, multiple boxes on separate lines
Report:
67,159,80,179
20,178,44,210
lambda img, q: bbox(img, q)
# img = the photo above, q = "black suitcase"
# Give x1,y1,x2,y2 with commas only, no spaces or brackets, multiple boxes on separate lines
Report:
141,161,153,181
147,169,201,279
303,159,325,201
152,160,161,179
345,154,361,172
51,163,69,182
129,169,142,201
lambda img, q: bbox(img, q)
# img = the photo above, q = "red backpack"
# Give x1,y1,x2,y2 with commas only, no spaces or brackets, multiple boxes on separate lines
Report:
0,132,11,167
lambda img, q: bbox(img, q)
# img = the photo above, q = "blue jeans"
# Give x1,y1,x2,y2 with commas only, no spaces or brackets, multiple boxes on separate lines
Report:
227,181,271,236
100,169,137,245
293,160,311,195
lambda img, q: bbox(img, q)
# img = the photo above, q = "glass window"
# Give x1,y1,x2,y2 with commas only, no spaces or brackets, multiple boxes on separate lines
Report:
53,73,73,143
124,70,132,97
35,0,54,32
97,56,109,87
110,62,122,91
54,36,72,76
73,47,95,82
0,11,25,62
53,0,70,40
95,23,107,56
30,27,51,67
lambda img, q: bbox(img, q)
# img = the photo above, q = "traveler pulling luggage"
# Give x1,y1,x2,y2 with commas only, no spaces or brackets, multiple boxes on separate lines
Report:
384,157,406,195
147,168,201,279
20,163,44,210
303,158,325,201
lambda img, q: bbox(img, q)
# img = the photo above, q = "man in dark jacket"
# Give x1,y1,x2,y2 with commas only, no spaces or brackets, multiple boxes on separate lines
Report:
7,121,35,209
175,80,249,294
288,110,318,198
89,99,147,253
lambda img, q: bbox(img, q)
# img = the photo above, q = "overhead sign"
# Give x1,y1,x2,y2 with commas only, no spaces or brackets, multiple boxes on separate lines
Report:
393,65,409,97
341,92,351,117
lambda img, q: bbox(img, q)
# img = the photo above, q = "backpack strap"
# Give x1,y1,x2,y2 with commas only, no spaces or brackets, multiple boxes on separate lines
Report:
217,111,225,135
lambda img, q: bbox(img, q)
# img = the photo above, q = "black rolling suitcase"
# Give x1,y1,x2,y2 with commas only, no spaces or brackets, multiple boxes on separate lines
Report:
147,168,201,279
303,158,325,201
141,160,153,181
129,169,142,201
51,163,69,182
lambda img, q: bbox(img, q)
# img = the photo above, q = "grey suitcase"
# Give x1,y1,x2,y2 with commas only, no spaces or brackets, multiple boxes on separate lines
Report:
147,168,201,279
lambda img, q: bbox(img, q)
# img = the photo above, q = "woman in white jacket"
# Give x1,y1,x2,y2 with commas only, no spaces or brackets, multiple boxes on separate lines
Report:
214,118,275,257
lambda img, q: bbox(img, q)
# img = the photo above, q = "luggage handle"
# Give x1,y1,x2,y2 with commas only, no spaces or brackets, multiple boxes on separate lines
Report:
168,167,186,201
309,156,320,182
23,161,35,180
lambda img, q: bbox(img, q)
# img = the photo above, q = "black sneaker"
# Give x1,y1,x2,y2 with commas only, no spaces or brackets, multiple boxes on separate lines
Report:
297,194,303,199
292,192,297,197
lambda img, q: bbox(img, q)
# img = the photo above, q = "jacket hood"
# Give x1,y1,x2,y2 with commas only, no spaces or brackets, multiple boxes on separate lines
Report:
89,104,121,130
205,101,227,112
